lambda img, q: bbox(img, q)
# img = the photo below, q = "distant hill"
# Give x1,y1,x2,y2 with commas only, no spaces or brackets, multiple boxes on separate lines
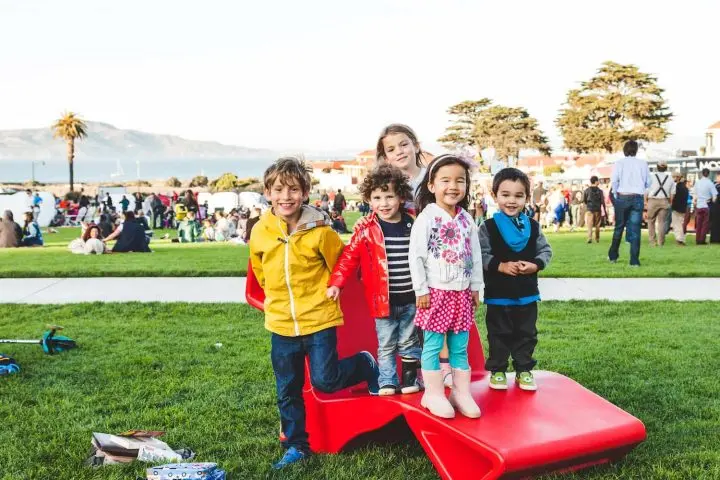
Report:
0,121,275,161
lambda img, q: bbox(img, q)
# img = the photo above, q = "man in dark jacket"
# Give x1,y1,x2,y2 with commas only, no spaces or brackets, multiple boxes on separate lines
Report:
333,189,346,215
670,172,688,245
583,176,605,244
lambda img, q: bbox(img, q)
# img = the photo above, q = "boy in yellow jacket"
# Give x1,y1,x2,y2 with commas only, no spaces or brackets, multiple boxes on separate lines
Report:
249,157,380,470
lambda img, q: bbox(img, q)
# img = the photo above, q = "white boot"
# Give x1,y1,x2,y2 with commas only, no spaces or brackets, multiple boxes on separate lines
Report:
448,368,481,418
420,369,455,419
440,361,453,388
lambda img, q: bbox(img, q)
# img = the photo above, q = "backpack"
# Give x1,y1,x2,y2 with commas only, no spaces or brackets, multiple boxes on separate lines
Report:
586,187,603,211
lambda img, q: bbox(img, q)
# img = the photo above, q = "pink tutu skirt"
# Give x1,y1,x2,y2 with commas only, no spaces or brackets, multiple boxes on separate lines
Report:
414,287,474,334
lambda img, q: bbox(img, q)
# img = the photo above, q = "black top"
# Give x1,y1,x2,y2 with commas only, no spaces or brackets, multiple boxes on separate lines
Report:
583,186,605,213
378,214,415,306
112,221,151,253
672,182,688,214
483,218,540,300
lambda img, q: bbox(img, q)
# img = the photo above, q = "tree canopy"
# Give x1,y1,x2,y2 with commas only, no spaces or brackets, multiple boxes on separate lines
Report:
52,111,88,192
439,99,550,163
556,61,673,153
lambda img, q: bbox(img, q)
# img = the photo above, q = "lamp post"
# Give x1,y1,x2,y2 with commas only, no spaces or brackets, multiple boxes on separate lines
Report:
31,160,45,185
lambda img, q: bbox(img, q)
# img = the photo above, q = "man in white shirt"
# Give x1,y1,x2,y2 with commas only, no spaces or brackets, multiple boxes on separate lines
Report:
608,140,651,266
693,168,717,245
645,160,675,247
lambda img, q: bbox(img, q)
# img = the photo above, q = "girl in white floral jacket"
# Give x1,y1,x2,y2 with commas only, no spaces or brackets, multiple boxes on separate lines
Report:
409,154,484,419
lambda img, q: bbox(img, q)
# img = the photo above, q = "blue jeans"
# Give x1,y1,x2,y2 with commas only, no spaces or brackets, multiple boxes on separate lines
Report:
270,328,374,452
608,194,643,266
421,330,470,370
375,303,421,387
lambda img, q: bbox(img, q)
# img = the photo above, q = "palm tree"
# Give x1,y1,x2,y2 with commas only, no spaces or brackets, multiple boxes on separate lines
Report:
52,112,88,192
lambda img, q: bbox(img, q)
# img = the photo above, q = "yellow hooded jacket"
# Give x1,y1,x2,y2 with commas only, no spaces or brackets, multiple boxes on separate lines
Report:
249,205,345,337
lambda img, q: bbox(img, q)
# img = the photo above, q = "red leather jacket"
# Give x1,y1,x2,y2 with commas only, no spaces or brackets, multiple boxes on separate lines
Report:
328,213,391,318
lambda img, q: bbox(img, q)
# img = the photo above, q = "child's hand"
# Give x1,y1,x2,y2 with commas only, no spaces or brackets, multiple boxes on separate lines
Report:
517,261,539,275
326,286,341,301
471,291,481,308
499,262,520,276
353,216,371,231
416,294,430,309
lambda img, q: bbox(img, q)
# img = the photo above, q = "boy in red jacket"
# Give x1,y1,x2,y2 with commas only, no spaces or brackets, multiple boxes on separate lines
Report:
327,165,422,395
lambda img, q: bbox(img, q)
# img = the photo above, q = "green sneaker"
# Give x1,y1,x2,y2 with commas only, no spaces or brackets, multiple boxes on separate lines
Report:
489,371,508,390
516,371,537,391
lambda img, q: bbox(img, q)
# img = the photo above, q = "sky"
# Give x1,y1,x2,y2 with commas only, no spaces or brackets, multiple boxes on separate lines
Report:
1,0,719,154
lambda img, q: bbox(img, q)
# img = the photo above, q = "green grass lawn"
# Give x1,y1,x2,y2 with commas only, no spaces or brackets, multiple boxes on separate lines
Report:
1,212,718,278
1,301,718,479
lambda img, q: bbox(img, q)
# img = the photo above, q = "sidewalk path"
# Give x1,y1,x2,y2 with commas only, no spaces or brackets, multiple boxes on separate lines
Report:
1,277,718,304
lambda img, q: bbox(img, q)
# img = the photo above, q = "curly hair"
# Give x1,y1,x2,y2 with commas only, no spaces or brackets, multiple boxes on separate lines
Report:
82,224,101,242
263,156,312,194
359,164,413,206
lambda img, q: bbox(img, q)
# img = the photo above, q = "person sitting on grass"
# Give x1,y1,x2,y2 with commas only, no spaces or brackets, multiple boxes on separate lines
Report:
69,223,106,254
177,210,202,243
202,218,215,241
0,210,23,248
249,157,379,470
21,211,43,247
327,164,422,397
330,211,349,234
214,211,231,241
103,211,151,253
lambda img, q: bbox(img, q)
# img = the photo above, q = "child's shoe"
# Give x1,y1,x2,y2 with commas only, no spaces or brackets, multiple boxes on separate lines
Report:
379,384,399,396
420,369,455,419
448,368,481,418
359,351,380,395
489,371,508,390
440,359,453,388
272,447,308,469
400,357,421,394
515,371,537,391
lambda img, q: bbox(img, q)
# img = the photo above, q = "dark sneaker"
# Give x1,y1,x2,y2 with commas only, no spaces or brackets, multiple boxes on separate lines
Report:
379,384,399,396
359,351,380,395
401,358,421,394
272,447,308,469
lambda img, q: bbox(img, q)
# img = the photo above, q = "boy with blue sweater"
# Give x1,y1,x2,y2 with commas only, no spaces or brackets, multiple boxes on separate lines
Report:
478,168,552,391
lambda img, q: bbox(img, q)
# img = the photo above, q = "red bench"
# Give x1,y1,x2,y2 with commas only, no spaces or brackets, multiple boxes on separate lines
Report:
245,264,646,479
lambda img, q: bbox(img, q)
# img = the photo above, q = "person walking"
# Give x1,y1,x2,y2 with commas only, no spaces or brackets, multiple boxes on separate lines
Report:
607,140,650,266
333,189,346,215
645,160,675,247
670,172,689,246
693,168,717,245
583,176,605,243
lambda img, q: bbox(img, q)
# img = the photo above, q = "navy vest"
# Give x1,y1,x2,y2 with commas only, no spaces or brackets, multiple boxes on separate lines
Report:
483,218,539,300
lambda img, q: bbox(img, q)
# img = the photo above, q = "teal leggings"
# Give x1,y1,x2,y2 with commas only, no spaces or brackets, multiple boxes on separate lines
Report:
421,330,470,371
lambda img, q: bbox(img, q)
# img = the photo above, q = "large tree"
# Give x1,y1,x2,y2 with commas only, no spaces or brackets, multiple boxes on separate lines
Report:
438,99,493,154
556,61,673,153
52,112,88,192
473,105,552,163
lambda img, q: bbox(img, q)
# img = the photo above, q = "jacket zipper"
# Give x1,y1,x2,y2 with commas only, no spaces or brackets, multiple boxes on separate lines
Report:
279,219,299,336
376,219,391,304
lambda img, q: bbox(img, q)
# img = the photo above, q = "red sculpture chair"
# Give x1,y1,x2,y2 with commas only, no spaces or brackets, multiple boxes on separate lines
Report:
245,263,646,480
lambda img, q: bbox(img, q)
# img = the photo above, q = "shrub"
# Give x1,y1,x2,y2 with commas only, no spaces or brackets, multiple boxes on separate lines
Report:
213,173,239,192
166,177,182,187
543,165,564,176
189,175,209,187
